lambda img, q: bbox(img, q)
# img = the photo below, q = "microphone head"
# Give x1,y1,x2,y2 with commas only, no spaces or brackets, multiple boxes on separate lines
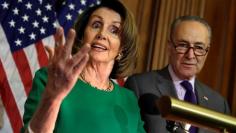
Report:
138,93,160,115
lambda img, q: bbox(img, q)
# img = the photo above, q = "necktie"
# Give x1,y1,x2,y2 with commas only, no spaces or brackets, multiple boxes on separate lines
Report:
181,80,197,104
180,80,197,133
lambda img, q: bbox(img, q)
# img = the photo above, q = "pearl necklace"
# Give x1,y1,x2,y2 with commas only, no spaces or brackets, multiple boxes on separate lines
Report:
80,72,113,92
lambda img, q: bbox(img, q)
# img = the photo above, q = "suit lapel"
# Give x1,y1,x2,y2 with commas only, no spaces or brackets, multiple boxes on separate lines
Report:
157,66,178,98
195,80,209,108
157,67,210,106
194,81,209,133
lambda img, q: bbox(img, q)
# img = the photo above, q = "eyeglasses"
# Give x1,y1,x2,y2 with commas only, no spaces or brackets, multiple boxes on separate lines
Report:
171,41,210,56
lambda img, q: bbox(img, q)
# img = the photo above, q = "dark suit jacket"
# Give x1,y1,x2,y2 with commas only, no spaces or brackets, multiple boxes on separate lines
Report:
124,66,230,133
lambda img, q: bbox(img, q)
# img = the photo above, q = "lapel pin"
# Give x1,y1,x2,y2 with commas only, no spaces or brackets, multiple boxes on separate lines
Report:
203,96,208,101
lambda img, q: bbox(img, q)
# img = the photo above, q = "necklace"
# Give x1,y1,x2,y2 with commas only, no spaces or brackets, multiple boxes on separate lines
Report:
80,72,113,92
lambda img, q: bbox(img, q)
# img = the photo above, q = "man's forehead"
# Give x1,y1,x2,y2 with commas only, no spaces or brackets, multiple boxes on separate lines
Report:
173,21,210,44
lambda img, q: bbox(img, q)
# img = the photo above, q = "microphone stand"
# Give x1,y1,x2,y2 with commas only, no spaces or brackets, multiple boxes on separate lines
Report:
157,96,236,133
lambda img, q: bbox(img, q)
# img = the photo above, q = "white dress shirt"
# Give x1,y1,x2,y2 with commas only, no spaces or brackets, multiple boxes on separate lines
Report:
168,65,196,100
168,65,196,132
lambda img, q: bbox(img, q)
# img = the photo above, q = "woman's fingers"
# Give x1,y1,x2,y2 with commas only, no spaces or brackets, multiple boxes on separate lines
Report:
45,27,89,99
54,28,76,61
70,43,90,70
73,53,89,76
63,29,76,59
44,27,64,64
54,27,65,60
44,46,54,62
54,27,64,47
51,27,91,80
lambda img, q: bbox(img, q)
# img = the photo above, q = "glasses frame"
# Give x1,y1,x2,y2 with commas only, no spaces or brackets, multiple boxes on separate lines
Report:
171,40,210,56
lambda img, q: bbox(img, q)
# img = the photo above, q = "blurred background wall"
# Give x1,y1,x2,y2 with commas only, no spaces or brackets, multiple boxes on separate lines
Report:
121,0,236,116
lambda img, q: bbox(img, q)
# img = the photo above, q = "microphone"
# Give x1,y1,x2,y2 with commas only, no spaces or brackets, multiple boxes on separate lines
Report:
157,96,236,132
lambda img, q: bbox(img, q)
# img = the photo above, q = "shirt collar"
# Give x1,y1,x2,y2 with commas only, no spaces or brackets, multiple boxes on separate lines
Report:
168,65,196,91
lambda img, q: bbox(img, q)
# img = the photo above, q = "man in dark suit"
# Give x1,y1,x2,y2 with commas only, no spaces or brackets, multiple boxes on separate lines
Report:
124,16,230,133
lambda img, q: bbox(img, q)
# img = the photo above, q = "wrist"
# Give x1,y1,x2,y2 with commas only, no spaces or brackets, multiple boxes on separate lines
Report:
26,122,34,133
43,86,65,102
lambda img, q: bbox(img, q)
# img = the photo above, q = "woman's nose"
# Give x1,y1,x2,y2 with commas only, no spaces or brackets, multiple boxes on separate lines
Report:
95,32,106,40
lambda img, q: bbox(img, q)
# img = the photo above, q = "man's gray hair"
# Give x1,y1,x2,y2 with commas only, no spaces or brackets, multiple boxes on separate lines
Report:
170,15,212,43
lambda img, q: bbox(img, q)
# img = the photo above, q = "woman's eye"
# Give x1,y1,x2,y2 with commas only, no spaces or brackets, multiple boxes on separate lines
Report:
109,26,120,35
92,21,102,29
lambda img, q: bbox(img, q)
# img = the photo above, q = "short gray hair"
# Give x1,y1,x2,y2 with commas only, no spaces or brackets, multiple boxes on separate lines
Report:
170,15,212,43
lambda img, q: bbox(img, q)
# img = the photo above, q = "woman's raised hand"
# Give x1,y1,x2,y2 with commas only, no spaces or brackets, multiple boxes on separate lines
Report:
45,27,90,100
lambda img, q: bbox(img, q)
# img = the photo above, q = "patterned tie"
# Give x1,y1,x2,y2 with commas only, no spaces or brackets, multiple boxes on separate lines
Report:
180,80,197,133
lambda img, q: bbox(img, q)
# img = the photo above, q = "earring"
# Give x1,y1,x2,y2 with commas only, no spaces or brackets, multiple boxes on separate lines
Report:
116,53,122,61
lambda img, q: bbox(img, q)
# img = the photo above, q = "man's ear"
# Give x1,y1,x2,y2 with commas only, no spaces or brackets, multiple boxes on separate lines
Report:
167,40,172,49
167,40,172,57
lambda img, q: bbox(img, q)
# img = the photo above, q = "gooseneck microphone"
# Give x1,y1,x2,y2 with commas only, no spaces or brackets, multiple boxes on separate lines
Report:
158,96,236,132
138,94,236,133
